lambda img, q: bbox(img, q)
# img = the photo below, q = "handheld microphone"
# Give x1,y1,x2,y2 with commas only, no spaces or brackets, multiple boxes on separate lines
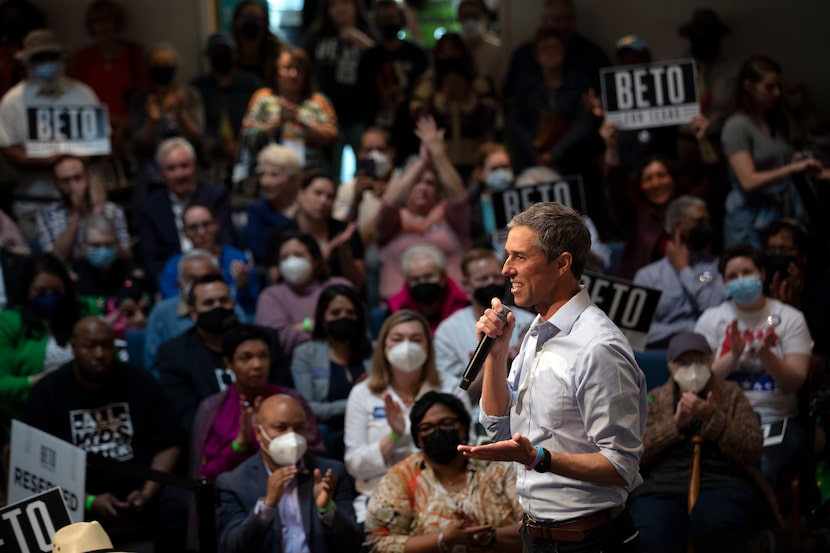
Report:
459,305,512,390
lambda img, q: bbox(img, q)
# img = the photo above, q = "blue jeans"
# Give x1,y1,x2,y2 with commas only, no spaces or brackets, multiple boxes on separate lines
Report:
628,485,772,553
520,509,639,553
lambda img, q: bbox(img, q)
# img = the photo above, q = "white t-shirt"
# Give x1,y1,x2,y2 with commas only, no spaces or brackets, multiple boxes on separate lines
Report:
695,298,813,423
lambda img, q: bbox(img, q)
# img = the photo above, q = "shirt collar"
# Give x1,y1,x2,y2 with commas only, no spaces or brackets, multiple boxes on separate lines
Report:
530,287,592,348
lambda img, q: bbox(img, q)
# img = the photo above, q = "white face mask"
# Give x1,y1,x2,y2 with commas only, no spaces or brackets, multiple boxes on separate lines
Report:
279,255,312,285
386,341,427,373
367,149,392,178
259,427,308,466
673,362,711,393
460,19,486,39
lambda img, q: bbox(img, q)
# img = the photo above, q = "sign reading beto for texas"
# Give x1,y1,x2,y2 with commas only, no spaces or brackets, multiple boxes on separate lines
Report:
25,105,110,157
600,59,699,130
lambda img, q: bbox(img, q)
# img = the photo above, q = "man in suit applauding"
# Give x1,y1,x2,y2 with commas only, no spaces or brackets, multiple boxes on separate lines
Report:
217,394,362,553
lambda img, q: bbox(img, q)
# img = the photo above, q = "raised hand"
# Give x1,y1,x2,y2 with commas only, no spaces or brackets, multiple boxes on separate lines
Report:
726,320,746,359
264,465,298,506
666,227,690,273
383,392,406,437
690,114,710,142
313,467,336,509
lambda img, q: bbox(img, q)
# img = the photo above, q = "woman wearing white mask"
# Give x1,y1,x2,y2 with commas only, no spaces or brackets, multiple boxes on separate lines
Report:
255,230,353,358
264,171,365,290
343,309,447,523
694,245,812,486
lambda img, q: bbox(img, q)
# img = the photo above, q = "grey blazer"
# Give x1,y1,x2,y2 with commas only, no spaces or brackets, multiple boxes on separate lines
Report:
290,340,372,422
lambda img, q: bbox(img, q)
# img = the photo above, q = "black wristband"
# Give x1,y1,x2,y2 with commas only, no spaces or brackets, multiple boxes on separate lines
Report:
534,448,552,473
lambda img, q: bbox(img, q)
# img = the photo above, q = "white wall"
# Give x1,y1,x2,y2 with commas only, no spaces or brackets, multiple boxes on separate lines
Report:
31,0,830,119
29,0,209,80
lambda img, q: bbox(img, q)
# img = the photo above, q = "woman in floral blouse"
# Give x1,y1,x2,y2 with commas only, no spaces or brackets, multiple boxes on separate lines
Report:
241,46,338,173
365,391,523,553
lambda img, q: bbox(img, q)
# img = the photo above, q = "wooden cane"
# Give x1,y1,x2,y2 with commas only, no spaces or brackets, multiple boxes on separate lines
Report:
688,435,703,513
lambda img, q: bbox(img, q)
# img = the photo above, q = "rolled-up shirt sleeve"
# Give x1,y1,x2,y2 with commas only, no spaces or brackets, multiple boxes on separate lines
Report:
576,337,646,487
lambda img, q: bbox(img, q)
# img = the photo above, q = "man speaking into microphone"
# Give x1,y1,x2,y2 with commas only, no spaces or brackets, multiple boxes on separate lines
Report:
458,202,647,553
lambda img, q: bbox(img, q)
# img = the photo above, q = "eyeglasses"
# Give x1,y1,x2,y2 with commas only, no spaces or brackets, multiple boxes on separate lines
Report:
185,221,214,233
416,417,459,436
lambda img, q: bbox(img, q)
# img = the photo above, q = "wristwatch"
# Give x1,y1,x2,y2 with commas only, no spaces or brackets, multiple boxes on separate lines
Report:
534,448,552,473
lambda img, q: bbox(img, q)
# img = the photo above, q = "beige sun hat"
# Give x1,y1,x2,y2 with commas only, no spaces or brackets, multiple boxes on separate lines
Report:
51,521,129,553
15,29,65,62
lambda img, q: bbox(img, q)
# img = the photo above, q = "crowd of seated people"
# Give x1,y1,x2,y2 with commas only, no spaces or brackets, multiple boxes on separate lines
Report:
2,1,830,552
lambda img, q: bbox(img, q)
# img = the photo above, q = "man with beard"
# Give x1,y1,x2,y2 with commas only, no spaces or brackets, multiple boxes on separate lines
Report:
634,196,726,349
387,244,468,334
155,274,288,439
23,317,186,551
434,248,535,410
37,155,130,263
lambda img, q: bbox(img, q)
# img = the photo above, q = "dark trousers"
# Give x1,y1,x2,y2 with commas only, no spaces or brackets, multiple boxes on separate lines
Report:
628,485,772,553
520,509,639,553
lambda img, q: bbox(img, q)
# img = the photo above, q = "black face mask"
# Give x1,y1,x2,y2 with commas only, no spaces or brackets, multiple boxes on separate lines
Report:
196,307,238,335
764,255,796,291
687,221,715,251
420,428,462,465
149,65,176,85
326,318,360,342
410,282,443,304
210,51,234,73
473,283,506,308
435,57,467,76
690,37,720,62
378,23,402,40
240,20,262,39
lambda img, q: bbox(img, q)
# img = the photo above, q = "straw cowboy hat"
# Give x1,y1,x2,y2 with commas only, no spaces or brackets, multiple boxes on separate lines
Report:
51,521,130,553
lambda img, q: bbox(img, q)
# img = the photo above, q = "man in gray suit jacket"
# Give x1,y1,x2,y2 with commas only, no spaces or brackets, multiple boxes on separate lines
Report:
217,394,363,553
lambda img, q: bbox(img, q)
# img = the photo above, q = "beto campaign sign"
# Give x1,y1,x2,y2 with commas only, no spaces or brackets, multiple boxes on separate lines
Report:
7,420,86,523
600,59,699,130
491,174,587,229
0,488,72,553
581,270,661,351
25,105,110,158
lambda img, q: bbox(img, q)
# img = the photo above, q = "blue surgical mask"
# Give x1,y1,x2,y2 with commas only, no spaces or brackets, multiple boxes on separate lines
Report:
727,275,763,306
485,168,514,191
33,62,61,83
88,246,118,268
32,292,64,315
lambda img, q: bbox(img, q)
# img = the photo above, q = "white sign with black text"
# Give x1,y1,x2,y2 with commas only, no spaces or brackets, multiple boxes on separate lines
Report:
491,175,587,229
7,420,86,523
0,488,72,553
25,105,110,157
600,59,699,130
581,270,662,351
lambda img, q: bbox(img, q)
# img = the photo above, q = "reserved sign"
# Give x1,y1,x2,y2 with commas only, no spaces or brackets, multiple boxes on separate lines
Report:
7,420,86,523
600,59,699,130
